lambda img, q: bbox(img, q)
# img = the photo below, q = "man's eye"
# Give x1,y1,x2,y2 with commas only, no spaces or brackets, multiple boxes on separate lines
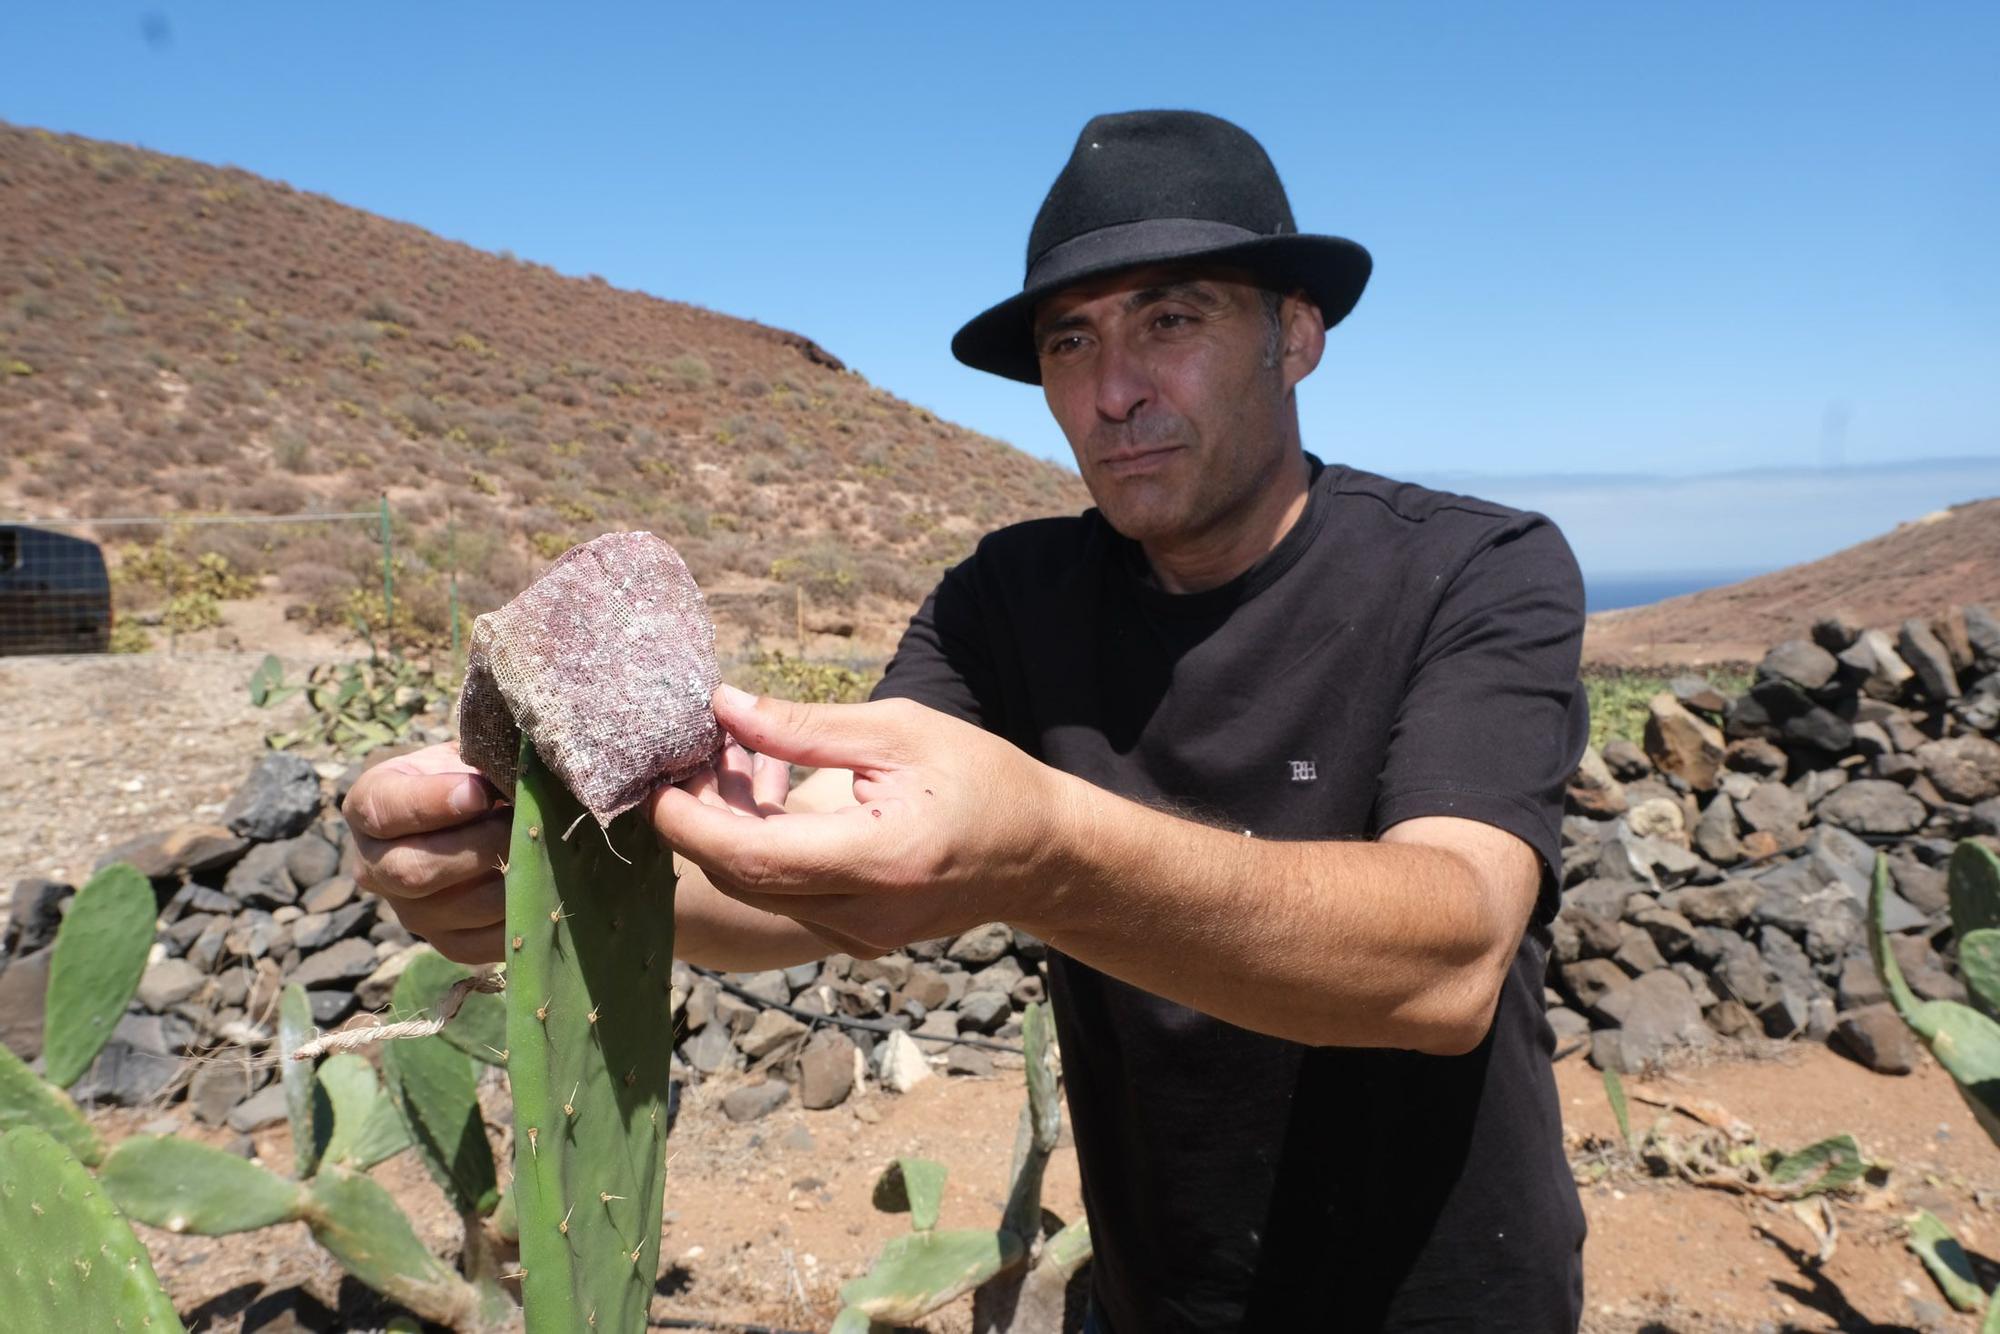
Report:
1154,312,1192,329
1043,335,1083,356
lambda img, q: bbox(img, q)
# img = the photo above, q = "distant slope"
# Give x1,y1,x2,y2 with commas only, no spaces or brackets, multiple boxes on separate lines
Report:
0,121,1087,653
1583,496,2000,668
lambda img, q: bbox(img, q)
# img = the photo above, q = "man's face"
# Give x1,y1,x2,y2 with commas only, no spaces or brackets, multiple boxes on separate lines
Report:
1033,263,1317,548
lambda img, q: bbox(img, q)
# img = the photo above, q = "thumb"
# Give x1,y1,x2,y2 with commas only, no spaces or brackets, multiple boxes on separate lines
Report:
711,683,900,770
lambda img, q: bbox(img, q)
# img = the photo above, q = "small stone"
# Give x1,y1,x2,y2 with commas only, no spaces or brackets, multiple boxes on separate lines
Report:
686,1023,742,1075
4,878,71,956
1900,619,1961,702
1691,794,1743,865
223,842,299,908
1010,928,1049,963
303,878,357,916
737,1009,808,1060
946,1045,995,1077
1737,782,1808,837
227,1083,292,1132
1915,735,2000,804
957,989,1013,1034
222,753,325,842
1759,640,1839,693
722,1079,790,1123
309,990,355,1025
291,936,379,988
137,958,205,1012
798,1030,857,1110
875,1030,933,1093
1602,739,1652,782
1816,780,1929,835
189,1060,268,1126
1646,694,1727,791
1626,798,1686,843
95,825,250,885
848,955,912,989
1831,1004,1920,1074
734,969,793,1006
0,947,52,1060
967,956,1025,996
1011,975,1047,1007
1724,737,1788,779
947,922,1013,965
1567,747,1628,818
900,966,951,1011
782,961,822,993
283,834,341,892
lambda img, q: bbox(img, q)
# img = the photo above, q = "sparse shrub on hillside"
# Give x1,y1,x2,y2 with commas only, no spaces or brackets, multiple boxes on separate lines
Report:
738,646,879,704
770,539,860,608
358,295,418,326
1581,665,1754,750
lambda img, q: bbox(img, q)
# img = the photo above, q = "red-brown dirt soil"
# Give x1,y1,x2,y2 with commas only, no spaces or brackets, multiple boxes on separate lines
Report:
1584,498,2000,670
87,1039,2000,1333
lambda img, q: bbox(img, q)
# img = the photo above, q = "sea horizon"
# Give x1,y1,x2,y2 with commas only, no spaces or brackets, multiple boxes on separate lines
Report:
1583,569,1766,615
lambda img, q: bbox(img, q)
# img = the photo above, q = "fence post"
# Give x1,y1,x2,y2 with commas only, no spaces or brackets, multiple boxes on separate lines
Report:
378,495,394,661
447,506,461,685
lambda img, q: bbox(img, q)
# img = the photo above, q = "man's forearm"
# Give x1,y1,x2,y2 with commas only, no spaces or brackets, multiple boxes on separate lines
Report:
1028,776,1517,1054
671,858,831,971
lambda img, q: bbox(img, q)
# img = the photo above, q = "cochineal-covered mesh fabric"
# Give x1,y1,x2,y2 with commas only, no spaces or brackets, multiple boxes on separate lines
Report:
457,531,723,824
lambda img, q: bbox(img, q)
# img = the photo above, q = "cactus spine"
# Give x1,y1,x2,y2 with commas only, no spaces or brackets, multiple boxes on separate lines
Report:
0,861,158,1166
504,737,678,1334
0,1127,183,1332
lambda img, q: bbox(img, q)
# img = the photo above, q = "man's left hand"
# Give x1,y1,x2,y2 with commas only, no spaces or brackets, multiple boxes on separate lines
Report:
646,685,1071,953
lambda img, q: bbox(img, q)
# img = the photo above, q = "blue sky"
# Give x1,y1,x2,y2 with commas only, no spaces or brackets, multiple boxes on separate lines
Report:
2,3,1995,577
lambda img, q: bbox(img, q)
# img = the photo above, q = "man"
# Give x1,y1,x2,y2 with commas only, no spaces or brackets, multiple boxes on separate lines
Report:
348,110,1589,1330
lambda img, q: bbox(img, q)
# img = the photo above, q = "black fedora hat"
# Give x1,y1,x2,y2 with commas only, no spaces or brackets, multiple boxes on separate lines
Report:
951,110,1372,385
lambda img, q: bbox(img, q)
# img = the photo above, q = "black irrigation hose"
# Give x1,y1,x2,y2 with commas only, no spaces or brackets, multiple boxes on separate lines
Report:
651,1318,818,1334
684,962,1027,1054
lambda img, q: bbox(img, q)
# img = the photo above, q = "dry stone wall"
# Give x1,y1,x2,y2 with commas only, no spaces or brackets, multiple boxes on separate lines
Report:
1554,604,2000,1074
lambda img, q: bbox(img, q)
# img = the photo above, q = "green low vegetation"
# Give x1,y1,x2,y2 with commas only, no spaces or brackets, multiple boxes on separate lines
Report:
1581,665,1753,751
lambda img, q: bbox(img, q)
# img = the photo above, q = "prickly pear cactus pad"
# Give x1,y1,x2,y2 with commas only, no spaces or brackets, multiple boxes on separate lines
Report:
43,861,158,1090
0,1127,185,1332
505,736,677,1333
457,531,723,825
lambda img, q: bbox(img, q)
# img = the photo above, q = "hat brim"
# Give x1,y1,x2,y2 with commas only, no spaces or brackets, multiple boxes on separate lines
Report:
950,228,1372,385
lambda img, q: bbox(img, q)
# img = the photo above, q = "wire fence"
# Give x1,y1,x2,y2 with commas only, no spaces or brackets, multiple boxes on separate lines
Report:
0,501,405,659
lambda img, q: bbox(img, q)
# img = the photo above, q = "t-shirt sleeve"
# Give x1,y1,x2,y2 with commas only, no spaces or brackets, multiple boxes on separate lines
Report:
1369,513,1588,927
869,555,1002,733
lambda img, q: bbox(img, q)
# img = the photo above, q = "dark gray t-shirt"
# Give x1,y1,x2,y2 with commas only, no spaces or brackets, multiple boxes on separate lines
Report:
872,456,1590,1331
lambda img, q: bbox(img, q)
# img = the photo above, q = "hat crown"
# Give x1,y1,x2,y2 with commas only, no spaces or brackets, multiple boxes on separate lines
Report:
1026,110,1297,276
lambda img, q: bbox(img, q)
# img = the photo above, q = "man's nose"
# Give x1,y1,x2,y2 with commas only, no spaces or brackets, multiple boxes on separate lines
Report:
1093,333,1152,424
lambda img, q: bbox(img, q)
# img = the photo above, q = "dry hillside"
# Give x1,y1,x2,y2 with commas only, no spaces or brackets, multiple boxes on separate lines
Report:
0,121,1087,655
1584,495,2000,668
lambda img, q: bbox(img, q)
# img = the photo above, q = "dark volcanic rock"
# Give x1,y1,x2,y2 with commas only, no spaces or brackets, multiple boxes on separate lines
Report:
222,753,324,842
4,878,71,958
1815,780,1928,835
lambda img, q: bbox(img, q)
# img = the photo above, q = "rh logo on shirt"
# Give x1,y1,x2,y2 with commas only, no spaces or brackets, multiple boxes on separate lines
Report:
1289,760,1317,782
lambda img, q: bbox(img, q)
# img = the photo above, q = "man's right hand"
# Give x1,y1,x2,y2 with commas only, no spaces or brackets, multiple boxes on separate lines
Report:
344,741,510,964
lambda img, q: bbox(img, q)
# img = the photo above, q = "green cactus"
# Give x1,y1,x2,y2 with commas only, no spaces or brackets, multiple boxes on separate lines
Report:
279,983,330,1177
398,949,509,1068
1870,844,2000,1149
381,965,498,1216
42,862,158,1090
835,1001,1091,1333
0,860,158,1165
504,737,678,1334
103,970,516,1330
0,1127,183,1332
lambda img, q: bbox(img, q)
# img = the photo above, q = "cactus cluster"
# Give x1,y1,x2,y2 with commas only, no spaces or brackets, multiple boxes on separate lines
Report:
832,1002,1092,1334
1869,839,2000,1329
0,861,157,1167
100,978,514,1331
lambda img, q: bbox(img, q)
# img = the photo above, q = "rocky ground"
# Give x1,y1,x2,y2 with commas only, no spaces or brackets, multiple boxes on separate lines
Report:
5,600,2000,1331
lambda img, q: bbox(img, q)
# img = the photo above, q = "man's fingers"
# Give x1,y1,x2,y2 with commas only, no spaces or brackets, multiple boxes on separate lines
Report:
352,813,512,901
647,785,869,892
751,751,789,814
389,873,507,941
425,924,506,966
716,741,758,813
345,765,498,841
711,684,909,771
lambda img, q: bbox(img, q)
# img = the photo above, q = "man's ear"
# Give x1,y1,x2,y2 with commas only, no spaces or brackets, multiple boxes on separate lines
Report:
1280,290,1326,391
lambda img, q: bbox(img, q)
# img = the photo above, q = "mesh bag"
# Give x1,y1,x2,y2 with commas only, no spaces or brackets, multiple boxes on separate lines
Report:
457,531,723,824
